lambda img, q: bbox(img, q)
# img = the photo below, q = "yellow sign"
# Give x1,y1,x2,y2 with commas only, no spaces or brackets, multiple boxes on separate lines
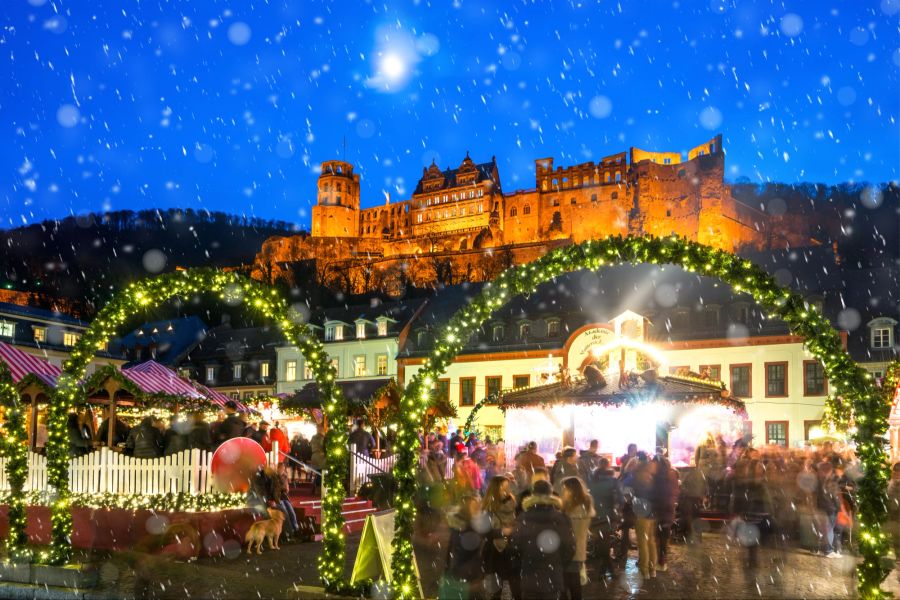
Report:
350,509,424,596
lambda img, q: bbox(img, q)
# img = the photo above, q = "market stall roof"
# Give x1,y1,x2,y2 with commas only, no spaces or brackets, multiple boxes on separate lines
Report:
0,341,61,387
500,372,746,416
123,360,206,399
282,378,392,411
192,382,253,414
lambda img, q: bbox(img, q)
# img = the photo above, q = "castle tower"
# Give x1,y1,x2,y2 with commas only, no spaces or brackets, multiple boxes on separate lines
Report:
311,160,360,237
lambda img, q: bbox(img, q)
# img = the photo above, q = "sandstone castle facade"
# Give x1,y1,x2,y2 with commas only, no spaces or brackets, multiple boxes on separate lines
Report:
254,135,813,292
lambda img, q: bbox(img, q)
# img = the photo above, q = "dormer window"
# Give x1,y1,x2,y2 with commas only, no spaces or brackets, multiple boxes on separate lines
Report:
868,318,896,350
356,322,366,339
547,320,560,337
417,330,428,346
0,322,13,338
33,327,46,343
492,324,505,342
377,318,388,337
325,326,335,341
519,322,531,340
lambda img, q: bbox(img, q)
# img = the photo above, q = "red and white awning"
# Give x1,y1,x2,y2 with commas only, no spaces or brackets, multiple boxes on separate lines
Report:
0,341,61,386
123,360,205,399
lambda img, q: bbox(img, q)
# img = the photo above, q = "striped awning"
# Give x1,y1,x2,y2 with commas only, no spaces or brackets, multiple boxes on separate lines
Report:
0,341,61,385
122,360,205,399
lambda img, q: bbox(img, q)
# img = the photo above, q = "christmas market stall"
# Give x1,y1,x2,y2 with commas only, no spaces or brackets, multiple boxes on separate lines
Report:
499,368,747,468
0,341,63,451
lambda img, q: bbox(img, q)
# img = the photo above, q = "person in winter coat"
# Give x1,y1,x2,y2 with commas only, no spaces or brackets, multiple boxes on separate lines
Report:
125,416,164,459
215,401,246,445
442,494,486,599
348,419,376,457
561,477,595,600
309,425,326,494
187,411,213,451
577,440,601,481
815,461,842,557
453,449,483,498
163,416,189,456
482,476,519,600
631,456,659,579
588,457,623,578
97,408,130,447
553,448,581,494
67,412,92,457
652,456,680,571
518,441,546,477
680,465,708,544
516,467,551,514
424,440,449,484
511,479,576,600
729,451,772,567
268,423,290,459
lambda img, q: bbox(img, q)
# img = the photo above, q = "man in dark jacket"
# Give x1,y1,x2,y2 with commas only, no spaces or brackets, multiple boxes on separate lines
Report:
125,416,164,458
97,408,130,447
511,479,576,599
577,439,601,481
187,411,213,451
216,401,246,445
588,458,623,578
348,419,376,456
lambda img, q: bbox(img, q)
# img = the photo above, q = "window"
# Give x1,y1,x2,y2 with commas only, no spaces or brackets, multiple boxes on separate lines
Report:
0,322,15,338
552,198,560,207
178,368,191,379
230,392,239,400
523,204,531,215
803,360,826,396
356,322,366,339
285,360,297,382
233,364,242,380
591,194,597,202
417,330,428,346
615,172,621,183
377,319,388,336
513,374,530,389
492,324,505,342
765,362,788,397
570,197,576,205
765,421,788,447
663,158,671,165
703,306,719,328
547,320,560,337
460,377,476,407
63,331,80,346
330,357,340,376
699,364,721,381
33,327,46,343
510,207,517,217
519,322,531,340
417,214,423,223
376,354,388,376
730,364,751,397
605,173,611,183
436,379,451,404
303,362,314,380
735,305,750,324
666,209,672,217
872,327,892,349
206,366,216,382
260,362,270,378
804,420,824,441
325,326,335,341
334,325,344,341
486,376,502,402
244,392,254,400
354,356,366,377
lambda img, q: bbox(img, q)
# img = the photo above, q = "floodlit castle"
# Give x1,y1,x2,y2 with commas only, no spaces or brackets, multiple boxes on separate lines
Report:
255,135,811,291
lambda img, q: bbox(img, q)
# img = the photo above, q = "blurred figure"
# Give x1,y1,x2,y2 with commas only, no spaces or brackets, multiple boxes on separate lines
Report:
561,477,595,600
653,454,679,571
511,479,575,600
268,422,290,459
441,494,486,599
578,440,600,481
588,457,622,579
729,449,772,568
97,407,130,447
67,412,92,457
125,416,164,458
887,463,900,562
453,448,483,498
187,411,212,451
164,415,189,456
814,461,841,557
631,453,658,579
348,418,376,456
680,464,708,544
518,441,546,477
215,401,246,445
275,462,300,536
516,467,551,514
553,448,581,494
309,424,326,494
482,475,519,600
424,439,448,485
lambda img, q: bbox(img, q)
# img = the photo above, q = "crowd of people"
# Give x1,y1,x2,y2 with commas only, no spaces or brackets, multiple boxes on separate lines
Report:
418,431,864,600
65,400,297,460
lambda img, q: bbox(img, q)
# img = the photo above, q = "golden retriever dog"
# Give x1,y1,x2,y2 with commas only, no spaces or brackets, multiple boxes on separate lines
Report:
244,508,286,554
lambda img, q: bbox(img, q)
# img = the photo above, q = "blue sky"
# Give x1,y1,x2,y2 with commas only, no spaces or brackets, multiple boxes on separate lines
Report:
2,0,898,227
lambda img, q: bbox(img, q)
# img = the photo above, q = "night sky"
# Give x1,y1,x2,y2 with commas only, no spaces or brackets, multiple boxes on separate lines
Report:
2,0,898,228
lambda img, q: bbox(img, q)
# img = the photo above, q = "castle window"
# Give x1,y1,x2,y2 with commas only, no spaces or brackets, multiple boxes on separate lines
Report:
605,173,611,183
336,196,341,204
462,207,467,216
478,190,483,197
523,204,531,215
698,150,705,156
664,158,671,165
479,204,484,212
552,198,560,207
510,207,518,217
443,195,448,202
591,194,597,202
666,209,671,217
570,198,576,205
615,172,621,183
417,214,422,223
336,183,342,191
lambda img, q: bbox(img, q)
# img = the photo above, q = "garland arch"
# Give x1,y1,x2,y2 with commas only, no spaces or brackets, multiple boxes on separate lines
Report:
461,393,499,438
44,269,353,591
0,362,29,560
390,235,890,599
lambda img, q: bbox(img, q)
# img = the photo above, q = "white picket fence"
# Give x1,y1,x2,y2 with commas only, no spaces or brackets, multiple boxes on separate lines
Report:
349,451,455,493
0,442,280,495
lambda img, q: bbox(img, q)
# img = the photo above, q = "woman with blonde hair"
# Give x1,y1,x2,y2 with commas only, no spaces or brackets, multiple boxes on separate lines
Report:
561,476,595,599
481,475,518,599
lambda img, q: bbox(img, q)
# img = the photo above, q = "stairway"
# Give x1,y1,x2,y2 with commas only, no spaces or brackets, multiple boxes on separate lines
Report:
290,493,377,535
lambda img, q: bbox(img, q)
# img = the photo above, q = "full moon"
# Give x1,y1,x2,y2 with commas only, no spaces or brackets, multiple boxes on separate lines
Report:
380,53,407,80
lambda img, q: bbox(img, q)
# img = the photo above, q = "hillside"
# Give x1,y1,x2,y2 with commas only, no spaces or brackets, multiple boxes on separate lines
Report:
0,209,299,315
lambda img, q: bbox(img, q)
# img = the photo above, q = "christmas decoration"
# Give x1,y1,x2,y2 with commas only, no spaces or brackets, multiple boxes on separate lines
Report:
389,235,889,599
0,362,29,561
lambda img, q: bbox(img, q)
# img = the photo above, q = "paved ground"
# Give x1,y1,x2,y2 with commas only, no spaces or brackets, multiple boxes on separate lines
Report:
10,530,897,599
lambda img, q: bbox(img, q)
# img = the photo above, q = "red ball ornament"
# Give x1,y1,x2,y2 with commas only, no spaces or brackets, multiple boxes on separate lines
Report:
210,437,267,493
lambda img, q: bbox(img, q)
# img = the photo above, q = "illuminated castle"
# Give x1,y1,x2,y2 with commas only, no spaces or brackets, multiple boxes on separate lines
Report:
255,135,812,291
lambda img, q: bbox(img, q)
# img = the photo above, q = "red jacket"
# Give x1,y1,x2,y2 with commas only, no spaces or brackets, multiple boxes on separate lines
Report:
268,428,289,461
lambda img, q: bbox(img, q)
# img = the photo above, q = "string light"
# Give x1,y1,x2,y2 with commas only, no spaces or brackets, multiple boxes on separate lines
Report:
0,362,30,561
389,234,891,600
40,269,359,593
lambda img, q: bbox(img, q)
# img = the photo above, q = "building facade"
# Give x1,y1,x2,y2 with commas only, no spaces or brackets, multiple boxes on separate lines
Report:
254,135,821,291
0,301,124,374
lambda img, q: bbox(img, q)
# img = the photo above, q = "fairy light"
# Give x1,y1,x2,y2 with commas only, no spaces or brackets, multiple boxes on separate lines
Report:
38,269,359,593
388,235,891,600
0,362,30,561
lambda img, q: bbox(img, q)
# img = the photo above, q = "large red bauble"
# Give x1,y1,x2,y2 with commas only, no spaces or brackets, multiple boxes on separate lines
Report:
210,437,267,493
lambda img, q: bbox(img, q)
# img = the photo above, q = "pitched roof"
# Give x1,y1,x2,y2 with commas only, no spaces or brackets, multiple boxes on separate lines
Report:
0,302,87,327
0,341,61,385
413,157,500,195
